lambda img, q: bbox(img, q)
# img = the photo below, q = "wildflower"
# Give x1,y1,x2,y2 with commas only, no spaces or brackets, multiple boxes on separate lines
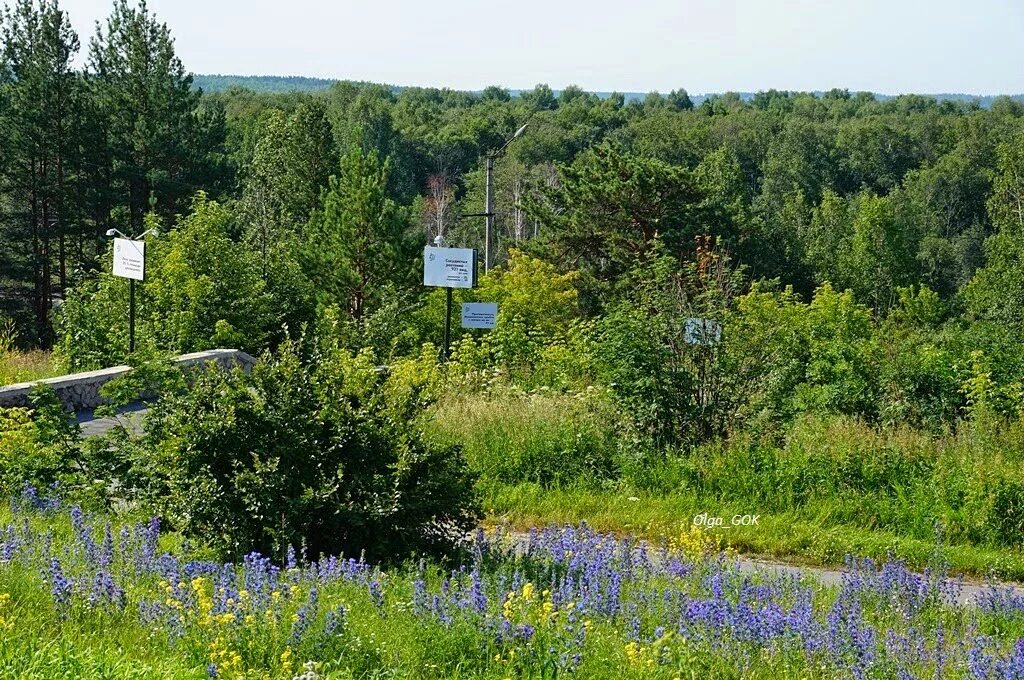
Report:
324,605,348,636
0,593,14,632
522,582,535,601
280,647,294,674
49,556,73,608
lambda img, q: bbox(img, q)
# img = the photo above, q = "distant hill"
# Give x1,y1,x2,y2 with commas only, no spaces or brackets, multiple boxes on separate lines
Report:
191,74,1024,109
193,74,338,93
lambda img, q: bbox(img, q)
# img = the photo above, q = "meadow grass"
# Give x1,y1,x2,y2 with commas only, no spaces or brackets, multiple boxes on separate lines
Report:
0,348,61,386
482,482,1024,581
425,391,1024,581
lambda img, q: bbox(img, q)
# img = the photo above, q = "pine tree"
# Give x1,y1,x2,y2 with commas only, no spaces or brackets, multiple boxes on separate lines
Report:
87,0,224,231
0,0,83,345
303,135,404,321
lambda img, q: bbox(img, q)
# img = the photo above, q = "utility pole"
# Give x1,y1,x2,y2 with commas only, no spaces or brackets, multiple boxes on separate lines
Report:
484,154,495,273
481,123,528,274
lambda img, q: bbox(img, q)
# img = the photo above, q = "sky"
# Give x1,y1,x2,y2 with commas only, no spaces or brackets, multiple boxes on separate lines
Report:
55,0,1024,95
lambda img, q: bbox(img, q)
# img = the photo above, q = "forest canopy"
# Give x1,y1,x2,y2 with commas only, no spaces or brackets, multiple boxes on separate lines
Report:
1,0,1024,441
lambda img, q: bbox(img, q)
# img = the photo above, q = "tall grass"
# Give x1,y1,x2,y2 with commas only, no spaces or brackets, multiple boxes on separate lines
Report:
0,349,60,386
0,319,61,386
621,415,1024,550
424,388,621,488
426,387,1024,577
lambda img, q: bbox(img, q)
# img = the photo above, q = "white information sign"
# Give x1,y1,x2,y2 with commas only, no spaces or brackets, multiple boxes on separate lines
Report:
462,303,498,329
424,246,477,289
684,318,721,346
112,238,145,281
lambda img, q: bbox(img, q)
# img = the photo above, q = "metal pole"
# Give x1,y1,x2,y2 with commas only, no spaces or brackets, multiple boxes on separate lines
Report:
442,287,453,361
129,278,136,354
485,154,495,273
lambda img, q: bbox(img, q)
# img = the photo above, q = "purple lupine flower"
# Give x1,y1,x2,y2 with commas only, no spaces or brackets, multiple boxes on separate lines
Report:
49,556,73,608
324,604,348,636
138,517,160,571
88,570,125,609
99,523,114,568
0,526,18,563
20,482,40,510
289,587,318,644
368,578,384,609
468,565,487,614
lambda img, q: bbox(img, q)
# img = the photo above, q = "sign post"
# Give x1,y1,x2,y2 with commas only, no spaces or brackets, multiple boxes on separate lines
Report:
424,246,477,360
684,318,722,346
112,238,146,353
461,302,498,329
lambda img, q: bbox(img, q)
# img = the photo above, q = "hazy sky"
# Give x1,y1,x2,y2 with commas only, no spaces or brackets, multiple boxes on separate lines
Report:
55,0,1024,94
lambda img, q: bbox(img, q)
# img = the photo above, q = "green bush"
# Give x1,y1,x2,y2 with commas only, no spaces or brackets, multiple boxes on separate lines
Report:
127,339,480,562
0,388,86,498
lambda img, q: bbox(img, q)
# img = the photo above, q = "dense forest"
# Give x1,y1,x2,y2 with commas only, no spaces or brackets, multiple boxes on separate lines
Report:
3,0,1024,440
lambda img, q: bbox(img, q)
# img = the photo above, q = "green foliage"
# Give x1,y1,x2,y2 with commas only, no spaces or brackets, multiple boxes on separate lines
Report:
796,284,880,416
56,195,307,369
240,101,337,243
88,0,226,230
0,315,59,385
530,141,707,306
0,388,81,497
129,339,480,561
593,242,745,446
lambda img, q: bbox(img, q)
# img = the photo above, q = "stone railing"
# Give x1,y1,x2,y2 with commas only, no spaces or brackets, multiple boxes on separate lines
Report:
0,349,256,411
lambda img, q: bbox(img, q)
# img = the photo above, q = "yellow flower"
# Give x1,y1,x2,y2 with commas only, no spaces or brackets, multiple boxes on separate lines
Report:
215,612,236,626
521,582,535,601
0,593,13,632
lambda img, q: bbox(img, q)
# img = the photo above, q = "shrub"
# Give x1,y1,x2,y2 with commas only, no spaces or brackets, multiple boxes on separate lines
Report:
129,339,480,562
0,388,82,498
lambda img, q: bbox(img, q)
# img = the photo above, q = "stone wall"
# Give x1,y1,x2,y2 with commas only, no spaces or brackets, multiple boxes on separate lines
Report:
0,349,256,411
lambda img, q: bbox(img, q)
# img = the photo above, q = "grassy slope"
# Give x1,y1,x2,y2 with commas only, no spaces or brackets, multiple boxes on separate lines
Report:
483,483,1024,582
